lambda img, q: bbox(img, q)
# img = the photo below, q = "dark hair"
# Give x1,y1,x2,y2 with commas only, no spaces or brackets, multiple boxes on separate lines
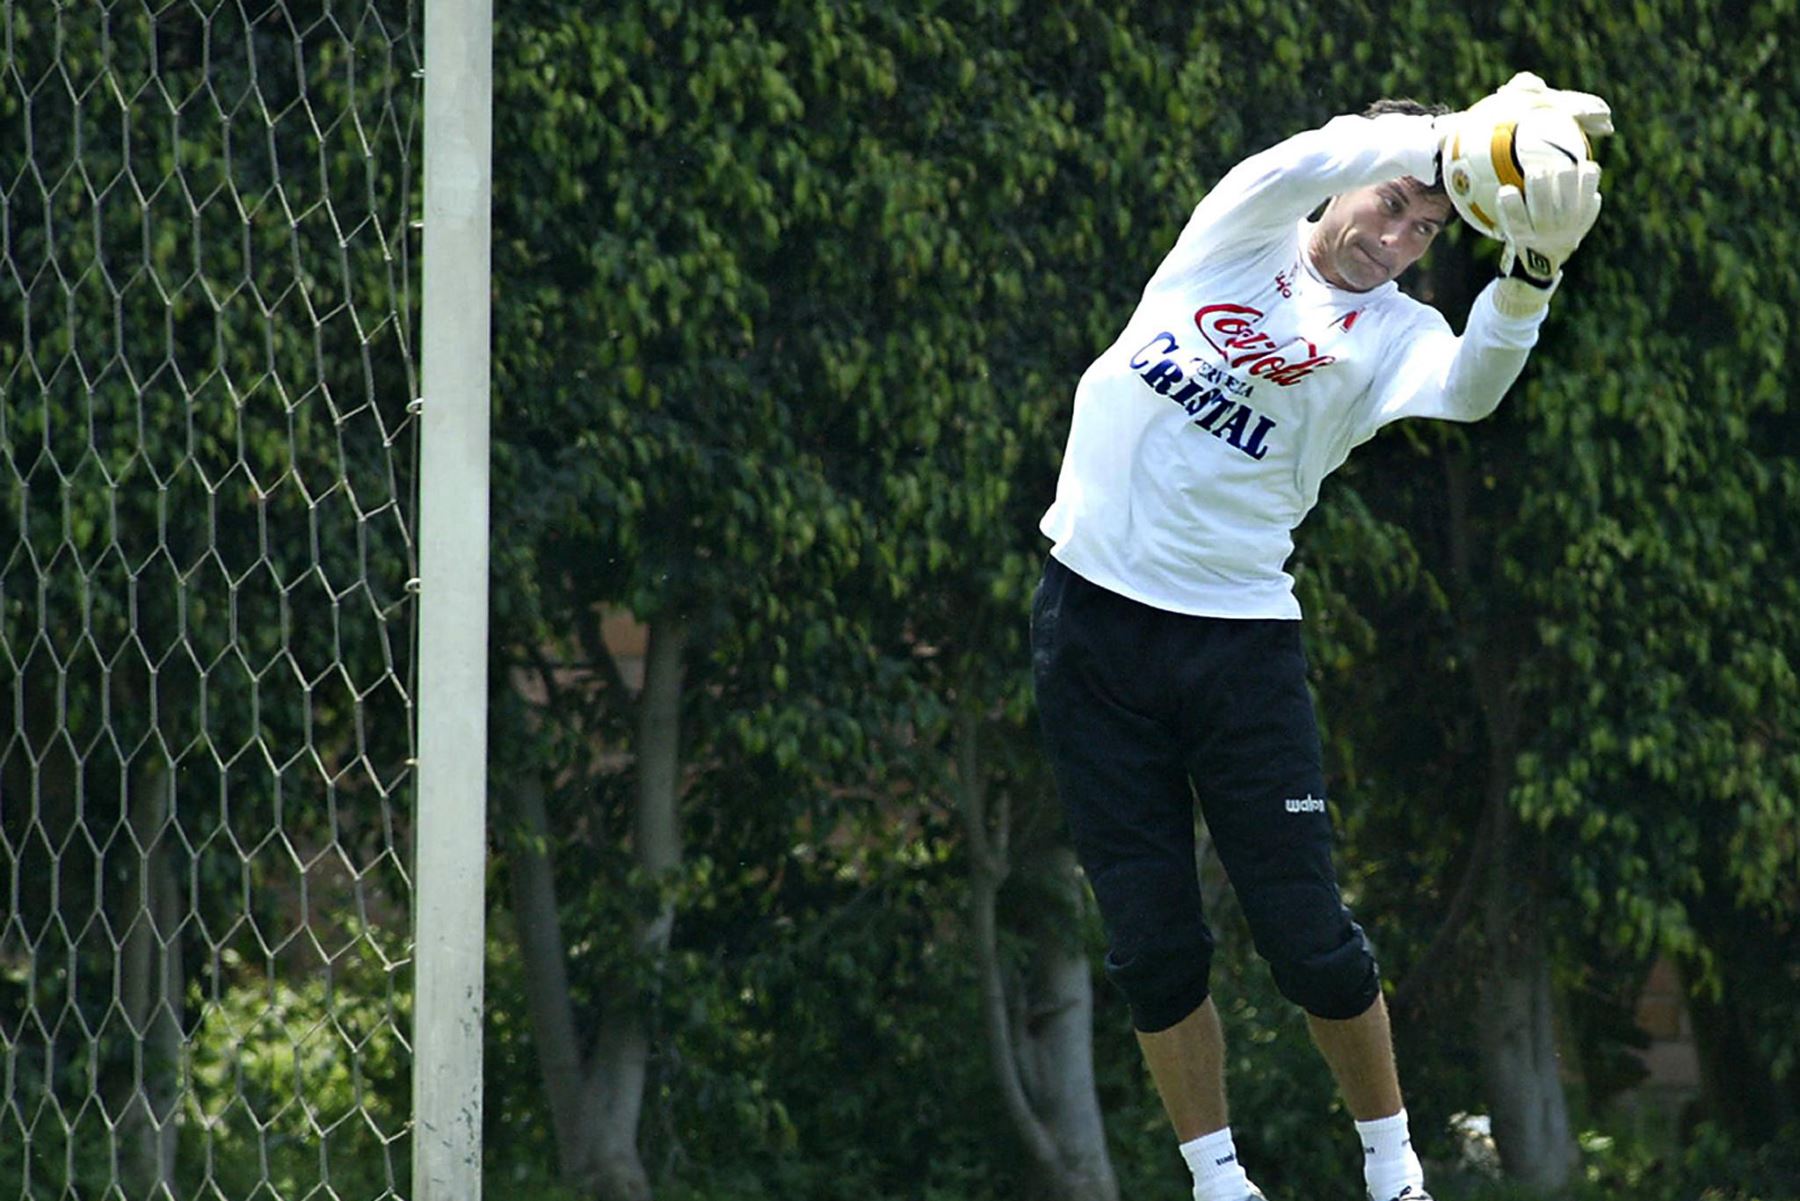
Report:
1363,97,1450,118
1362,97,1451,196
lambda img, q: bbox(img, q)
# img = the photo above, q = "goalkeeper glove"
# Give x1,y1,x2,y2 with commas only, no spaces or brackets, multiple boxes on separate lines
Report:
1439,70,1615,187
1495,159,1604,285
1474,70,1614,140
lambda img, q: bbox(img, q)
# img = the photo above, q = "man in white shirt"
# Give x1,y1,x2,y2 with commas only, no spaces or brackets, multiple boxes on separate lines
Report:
1031,76,1609,1201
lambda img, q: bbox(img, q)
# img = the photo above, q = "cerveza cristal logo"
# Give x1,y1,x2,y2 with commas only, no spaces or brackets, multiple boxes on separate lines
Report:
1128,331,1278,462
1194,303,1338,386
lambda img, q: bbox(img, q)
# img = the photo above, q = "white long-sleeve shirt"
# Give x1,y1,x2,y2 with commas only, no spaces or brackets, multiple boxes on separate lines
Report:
1039,112,1550,619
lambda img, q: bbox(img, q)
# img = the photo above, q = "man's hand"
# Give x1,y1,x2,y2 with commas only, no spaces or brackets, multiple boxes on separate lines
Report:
1434,72,1613,203
1495,160,1604,284
1475,70,1614,140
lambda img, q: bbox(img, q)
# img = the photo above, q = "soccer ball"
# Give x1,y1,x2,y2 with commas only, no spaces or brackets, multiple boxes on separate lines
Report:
1442,105,1592,242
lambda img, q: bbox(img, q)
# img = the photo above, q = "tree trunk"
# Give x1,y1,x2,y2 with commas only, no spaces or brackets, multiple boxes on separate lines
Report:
119,754,182,1196
506,617,687,1201
1476,813,1577,1190
508,772,592,1180
1011,842,1119,1201
960,711,1119,1201
1444,446,1576,1188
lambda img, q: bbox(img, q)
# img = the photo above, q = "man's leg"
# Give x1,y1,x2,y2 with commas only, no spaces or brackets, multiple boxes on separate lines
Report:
1180,619,1425,1199
1030,561,1260,1199
1306,991,1402,1120
1137,995,1229,1139
1141,999,1266,1200
1309,993,1426,1199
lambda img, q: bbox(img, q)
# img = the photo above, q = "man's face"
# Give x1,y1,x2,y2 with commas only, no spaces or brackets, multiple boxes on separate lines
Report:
1307,177,1452,292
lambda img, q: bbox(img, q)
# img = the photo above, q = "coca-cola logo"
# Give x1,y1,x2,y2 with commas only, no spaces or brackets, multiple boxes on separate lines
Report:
1194,302,1336,386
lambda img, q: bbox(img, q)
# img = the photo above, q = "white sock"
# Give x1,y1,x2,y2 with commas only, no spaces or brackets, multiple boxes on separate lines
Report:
1356,1109,1425,1201
1179,1127,1256,1201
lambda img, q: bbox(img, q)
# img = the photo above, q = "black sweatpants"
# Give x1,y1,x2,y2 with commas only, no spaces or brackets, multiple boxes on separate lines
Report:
1030,554,1378,1032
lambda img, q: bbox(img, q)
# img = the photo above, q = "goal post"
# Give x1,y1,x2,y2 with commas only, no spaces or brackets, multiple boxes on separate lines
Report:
412,0,491,1196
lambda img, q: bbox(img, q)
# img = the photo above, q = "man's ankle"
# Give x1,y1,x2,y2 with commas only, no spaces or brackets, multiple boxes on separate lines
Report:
1356,1108,1425,1201
1180,1127,1258,1201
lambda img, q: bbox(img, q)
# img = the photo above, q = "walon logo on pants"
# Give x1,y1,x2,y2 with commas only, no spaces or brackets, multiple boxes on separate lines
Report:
1285,794,1326,814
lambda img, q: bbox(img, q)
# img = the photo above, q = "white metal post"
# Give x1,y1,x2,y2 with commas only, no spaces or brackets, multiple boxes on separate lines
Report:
414,0,492,1197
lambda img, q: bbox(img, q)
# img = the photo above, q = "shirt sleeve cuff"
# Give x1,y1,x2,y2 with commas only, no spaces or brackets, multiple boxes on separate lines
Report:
1490,274,1559,322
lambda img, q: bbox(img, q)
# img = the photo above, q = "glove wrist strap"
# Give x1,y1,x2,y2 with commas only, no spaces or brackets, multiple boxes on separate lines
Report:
1504,256,1559,289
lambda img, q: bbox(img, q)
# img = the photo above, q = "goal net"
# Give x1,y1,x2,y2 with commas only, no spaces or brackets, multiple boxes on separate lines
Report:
2,2,422,1196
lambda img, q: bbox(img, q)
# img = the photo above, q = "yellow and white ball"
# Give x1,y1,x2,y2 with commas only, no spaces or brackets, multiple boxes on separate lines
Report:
1443,106,1592,241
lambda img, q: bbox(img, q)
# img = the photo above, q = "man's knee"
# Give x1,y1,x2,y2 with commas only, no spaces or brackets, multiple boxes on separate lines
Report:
1084,857,1213,1032
1105,922,1215,1033
1266,920,1380,1019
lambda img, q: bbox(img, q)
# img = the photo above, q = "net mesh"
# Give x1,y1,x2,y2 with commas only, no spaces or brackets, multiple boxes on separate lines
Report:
1,2,421,1197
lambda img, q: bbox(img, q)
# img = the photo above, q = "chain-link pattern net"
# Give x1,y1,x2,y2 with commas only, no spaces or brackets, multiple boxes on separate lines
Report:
1,3,420,1197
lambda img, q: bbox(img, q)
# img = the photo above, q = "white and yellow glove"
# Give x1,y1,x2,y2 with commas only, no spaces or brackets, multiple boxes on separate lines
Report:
1496,159,1604,285
1471,70,1614,140
1451,72,1612,312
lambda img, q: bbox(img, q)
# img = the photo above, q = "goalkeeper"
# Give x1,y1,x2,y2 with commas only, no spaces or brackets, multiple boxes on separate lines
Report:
1030,74,1608,1201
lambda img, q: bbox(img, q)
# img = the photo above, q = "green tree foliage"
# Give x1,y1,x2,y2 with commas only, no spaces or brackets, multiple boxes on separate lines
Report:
495,1,1800,1198
483,0,1800,1198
